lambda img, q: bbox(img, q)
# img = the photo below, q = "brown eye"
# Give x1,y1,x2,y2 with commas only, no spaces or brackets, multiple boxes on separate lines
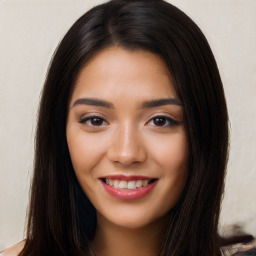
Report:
153,117,167,126
90,117,104,126
79,116,107,127
147,116,179,128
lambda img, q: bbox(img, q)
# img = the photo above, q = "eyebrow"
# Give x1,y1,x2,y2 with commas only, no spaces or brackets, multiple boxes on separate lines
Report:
71,97,183,109
72,98,114,109
141,98,183,108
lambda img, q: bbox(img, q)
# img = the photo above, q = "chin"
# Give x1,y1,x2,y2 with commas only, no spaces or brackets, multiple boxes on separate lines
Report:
97,207,167,230
112,218,152,229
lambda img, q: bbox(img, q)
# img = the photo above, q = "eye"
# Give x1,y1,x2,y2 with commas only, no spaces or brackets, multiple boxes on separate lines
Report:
147,115,179,127
79,116,108,127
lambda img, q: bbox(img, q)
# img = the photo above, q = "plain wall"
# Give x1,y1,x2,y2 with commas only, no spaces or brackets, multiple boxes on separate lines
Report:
0,0,255,251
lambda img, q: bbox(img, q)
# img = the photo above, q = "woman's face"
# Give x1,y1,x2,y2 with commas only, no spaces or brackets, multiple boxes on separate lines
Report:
66,47,188,229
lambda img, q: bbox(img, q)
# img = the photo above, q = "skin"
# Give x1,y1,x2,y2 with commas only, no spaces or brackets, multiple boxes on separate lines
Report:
0,241,25,256
66,47,188,256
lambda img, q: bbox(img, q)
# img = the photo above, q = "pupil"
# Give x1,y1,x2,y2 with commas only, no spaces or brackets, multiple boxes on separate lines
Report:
154,118,166,126
91,118,103,126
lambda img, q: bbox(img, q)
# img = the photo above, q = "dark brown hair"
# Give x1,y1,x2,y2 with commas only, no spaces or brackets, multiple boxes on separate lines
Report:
20,0,229,255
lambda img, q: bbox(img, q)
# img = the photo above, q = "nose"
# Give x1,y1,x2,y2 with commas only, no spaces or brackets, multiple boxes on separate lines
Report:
107,123,147,166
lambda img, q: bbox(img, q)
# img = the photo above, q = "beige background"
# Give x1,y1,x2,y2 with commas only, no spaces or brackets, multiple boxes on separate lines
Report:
0,0,255,251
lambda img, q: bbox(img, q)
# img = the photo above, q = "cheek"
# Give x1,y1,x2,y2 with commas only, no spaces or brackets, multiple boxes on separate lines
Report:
66,127,107,175
147,130,188,206
162,133,188,191
147,130,188,172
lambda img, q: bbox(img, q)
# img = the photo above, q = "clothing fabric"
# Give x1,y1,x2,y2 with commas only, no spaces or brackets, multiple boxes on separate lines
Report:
221,239,256,256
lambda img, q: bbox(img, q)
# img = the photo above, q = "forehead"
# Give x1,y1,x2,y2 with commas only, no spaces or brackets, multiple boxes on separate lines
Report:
70,46,176,103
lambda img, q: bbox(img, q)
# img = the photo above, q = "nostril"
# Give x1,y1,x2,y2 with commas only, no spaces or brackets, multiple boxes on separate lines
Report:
107,138,147,165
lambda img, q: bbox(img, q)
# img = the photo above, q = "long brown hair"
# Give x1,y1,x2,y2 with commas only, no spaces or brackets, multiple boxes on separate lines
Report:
20,0,229,255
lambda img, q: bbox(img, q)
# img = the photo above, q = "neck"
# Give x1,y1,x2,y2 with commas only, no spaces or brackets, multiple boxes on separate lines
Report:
92,213,167,256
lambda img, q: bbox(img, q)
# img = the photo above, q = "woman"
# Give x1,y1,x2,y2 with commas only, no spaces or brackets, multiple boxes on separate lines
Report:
2,0,229,255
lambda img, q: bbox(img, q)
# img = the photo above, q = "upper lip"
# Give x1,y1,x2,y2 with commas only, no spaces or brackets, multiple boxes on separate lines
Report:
99,175,158,181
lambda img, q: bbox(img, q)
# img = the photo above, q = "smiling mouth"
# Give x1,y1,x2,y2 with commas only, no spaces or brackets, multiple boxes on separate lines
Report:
100,178,157,190
99,176,159,200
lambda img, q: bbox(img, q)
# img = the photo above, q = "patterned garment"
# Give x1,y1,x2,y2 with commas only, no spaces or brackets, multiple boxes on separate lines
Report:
233,248,256,255
221,239,256,256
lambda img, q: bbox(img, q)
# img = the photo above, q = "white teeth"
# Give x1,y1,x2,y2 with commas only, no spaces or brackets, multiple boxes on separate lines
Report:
119,181,128,189
135,180,142,188
128,181,136,189
142,180,148,187
113,180,119,188
105,179,153,190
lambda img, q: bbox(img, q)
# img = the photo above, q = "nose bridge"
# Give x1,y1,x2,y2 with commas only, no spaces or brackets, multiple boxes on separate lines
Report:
108,121,146,165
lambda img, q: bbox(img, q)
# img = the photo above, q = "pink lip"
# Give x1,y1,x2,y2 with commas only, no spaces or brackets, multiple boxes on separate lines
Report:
99,177,158,200
101,175,155,181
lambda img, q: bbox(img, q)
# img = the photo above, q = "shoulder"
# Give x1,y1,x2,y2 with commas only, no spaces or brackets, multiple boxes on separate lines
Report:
0,241,25,256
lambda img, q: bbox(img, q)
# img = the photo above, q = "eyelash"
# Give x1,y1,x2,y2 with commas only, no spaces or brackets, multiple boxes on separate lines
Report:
79,115,179,128
147,115,179,127
79,116,108,127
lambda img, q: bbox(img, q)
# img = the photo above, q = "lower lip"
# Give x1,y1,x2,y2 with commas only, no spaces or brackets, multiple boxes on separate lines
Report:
100,180,158,200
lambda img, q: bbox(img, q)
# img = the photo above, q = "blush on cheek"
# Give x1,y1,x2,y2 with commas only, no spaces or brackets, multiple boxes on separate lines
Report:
67,122,111,184
154,146,188,170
